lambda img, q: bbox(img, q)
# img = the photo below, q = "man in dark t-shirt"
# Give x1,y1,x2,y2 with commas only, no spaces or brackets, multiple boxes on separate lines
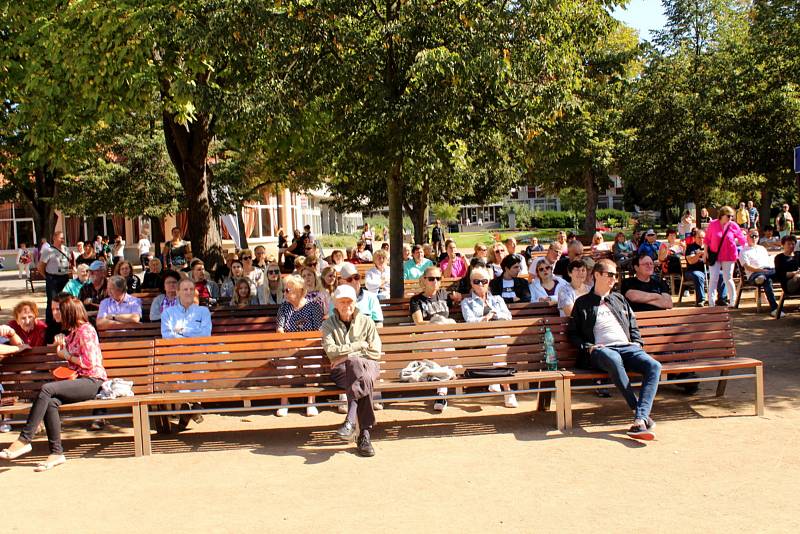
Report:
620,255,672,312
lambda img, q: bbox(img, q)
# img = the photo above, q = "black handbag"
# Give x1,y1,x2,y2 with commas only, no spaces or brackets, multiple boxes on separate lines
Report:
706,224,731,266
463,367,517,379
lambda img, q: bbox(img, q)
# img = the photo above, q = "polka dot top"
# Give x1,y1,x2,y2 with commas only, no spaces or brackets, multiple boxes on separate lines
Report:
277,299,325,332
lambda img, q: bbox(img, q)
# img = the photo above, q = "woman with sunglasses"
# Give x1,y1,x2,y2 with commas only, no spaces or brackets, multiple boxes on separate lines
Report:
263,261,285,305
529,259,566,304
460,267,517,408
487,243,507,279
240,249,267,304
410,266,456,326
409,266,456,412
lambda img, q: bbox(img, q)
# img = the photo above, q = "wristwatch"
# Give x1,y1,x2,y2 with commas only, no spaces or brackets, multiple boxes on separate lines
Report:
111,314,116,321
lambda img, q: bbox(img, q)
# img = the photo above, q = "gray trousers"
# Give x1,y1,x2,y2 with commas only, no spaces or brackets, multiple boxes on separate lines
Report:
330,357,379,430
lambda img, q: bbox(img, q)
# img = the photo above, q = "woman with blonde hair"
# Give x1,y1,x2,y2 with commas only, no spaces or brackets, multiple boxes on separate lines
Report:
276,274,326,417
591,232,609,252
232,278,259,307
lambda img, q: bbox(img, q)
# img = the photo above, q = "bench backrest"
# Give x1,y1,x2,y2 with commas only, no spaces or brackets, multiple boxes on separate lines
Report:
382,301,559,326
0,340,155,402
547,306,736,369
149,317,561,394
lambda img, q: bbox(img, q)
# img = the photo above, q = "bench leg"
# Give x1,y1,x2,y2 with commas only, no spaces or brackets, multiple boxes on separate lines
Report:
455,386,463,396
140,404,152,456
755,366,765,416
715,370,730,397
536,388,552,412
132,404,143,457
243,400,252,408
735,283,744,308
554,380,565,431
561,377,572,431
775,293,786,319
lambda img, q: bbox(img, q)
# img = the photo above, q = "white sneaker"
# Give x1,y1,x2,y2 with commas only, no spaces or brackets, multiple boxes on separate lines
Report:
306,406,319,417
504,394,518,408
372,392,384,410
433,397,447,412
276,407,289,417
770,309,786,318
0,424,11,433
683,290,690,298
337,394,348,414
487,384,502,393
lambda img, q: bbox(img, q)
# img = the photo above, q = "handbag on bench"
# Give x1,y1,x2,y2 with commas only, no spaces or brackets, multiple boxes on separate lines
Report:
463,367,517,379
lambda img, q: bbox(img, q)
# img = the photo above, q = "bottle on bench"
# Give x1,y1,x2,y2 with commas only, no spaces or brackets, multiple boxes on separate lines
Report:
544,327,558,371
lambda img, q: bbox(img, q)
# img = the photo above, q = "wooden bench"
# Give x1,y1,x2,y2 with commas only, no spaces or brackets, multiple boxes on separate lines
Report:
0,340,154,456
26,269,45,292
135,318,567,455
554,306,764,429
381,301,559,326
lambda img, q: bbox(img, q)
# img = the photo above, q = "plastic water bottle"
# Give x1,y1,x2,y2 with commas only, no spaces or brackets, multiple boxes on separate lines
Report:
544,327,558,371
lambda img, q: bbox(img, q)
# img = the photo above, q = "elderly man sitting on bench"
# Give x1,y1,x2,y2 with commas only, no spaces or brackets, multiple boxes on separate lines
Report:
568,259,662,441
321,285,382,457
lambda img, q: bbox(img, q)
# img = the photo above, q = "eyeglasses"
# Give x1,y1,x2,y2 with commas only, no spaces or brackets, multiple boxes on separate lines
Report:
537,265,552,272
600,271,619,278
471,279,490,285
425,276,442,282
241,256,252,260
267,269,281,275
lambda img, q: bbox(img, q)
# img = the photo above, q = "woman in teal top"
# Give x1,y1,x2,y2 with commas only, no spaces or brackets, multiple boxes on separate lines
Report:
63,264,90,297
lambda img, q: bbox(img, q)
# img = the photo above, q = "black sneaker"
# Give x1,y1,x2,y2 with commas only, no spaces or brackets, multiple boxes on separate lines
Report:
594,379,612,398
336,420,357,441
356,432,375,457
627,421,655,440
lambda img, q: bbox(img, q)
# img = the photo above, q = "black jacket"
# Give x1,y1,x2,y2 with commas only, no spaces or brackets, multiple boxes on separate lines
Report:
489,276,531,304
568,290,643,369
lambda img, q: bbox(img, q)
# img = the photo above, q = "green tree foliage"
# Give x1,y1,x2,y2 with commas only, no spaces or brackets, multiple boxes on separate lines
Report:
286,0,618,296
431,203,460,225
524,19,640,236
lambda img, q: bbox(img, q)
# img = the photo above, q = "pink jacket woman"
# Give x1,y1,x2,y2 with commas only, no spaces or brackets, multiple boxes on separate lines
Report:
705,218,747,262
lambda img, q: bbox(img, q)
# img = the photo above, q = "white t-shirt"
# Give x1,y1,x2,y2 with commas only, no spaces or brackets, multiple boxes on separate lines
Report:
593,301,629,347
740,244,774,273
501,279,516,301
138,238,151,256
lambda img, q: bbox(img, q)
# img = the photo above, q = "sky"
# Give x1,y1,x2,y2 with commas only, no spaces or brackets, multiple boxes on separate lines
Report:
612,0,668,41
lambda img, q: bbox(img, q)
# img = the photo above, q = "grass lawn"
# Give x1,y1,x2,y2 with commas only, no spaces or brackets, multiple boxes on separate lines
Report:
320,228,625,251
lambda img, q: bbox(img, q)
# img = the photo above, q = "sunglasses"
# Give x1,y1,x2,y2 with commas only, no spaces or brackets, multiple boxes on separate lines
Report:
345,274,361,281
471,279,490,285
267,269,281,275
601,271,619,278
425,276,442,282
749,234,759,238
537,265,552,272
477,247,487,251
241,256,252,260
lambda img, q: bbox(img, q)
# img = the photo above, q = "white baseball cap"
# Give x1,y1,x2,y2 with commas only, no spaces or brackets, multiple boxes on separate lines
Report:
333,284,358,302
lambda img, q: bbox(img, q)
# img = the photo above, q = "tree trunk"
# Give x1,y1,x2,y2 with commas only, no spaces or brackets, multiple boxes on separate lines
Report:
236,207,249,251
161,111,224,270
25,167,59,243
583,170,598,237
759,186,772,232
387,161,405,298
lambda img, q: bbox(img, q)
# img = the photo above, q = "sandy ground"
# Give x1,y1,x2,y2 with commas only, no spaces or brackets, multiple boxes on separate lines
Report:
1,271,799,533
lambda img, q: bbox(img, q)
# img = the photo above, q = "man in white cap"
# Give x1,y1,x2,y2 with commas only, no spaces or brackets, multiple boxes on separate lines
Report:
321,284,382,457
335,262,384,327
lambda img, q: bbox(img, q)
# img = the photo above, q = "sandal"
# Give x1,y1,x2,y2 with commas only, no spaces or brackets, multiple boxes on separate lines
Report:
0,443,32,460
34,455,66,472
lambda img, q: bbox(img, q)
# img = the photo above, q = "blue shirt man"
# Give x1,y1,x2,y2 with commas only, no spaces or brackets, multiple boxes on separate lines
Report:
161,278,212,339
636,230,660,260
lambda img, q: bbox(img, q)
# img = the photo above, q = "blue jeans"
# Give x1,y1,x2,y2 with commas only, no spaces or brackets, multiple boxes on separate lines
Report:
590,344,662,421
684,270,727,304
747,270,778,310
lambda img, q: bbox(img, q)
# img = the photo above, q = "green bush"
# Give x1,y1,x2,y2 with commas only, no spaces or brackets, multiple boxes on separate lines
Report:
596,209,631,228
499,202,535,228
531,210,575,229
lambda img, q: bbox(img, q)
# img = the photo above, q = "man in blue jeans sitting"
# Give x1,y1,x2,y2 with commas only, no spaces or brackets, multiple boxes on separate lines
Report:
568,258,662,440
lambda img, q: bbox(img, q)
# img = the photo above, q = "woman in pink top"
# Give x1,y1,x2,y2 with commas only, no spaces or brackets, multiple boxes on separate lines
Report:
439,239,468,278
0,296,107,471
705,206,747,306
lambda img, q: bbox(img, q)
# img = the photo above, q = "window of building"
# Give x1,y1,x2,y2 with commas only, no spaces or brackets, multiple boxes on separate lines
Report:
0,203,38,251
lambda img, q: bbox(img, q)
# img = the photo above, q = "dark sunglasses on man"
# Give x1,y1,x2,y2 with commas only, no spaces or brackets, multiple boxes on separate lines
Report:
471,278,489,285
